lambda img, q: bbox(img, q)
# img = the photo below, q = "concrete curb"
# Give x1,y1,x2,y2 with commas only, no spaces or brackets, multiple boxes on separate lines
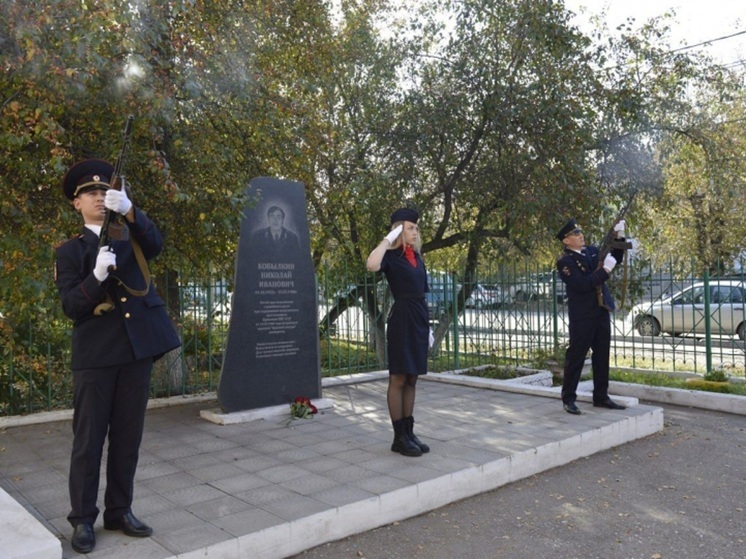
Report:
606,381,746,415
0,392,220,429
427,367,746,416
0,490,61,559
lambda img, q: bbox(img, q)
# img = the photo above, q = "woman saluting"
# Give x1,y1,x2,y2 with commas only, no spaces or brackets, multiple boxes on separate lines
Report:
366,208,431,457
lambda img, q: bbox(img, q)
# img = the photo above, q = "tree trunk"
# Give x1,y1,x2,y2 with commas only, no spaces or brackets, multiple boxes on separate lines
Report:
152,269,185,395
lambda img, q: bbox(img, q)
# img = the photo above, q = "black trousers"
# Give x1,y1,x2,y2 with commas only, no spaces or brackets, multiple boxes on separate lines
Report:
561,313,611,405
68,358,152,526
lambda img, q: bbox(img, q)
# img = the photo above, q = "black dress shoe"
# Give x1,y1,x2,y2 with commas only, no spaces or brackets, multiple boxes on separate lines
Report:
593,399,626,410
104,512,153,537
563,402,582,415
71,523,95,553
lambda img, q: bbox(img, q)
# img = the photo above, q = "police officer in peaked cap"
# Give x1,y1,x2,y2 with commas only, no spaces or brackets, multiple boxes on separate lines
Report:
55,159,181,553
555,217,627,415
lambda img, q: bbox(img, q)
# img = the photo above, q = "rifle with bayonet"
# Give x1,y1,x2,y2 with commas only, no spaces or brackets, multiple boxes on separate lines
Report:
596,191,636,311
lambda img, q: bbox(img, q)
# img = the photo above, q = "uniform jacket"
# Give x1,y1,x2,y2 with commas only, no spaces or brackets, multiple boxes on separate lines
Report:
251,226,300,260
55,208,181,369
556,243,624,322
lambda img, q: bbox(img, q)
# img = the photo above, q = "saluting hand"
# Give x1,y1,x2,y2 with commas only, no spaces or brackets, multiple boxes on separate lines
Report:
385,224,403,245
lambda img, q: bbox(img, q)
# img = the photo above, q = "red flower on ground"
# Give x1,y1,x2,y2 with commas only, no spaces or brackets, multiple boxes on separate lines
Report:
289,396,318,420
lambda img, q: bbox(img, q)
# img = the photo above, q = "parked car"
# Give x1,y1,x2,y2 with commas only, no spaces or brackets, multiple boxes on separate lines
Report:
182,280,232,320
464,284,512,309
629,280,745,340
509,272,566,303
426,271,458,321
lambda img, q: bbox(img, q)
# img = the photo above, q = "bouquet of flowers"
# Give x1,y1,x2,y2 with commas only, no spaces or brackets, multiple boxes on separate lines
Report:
288,396,318,421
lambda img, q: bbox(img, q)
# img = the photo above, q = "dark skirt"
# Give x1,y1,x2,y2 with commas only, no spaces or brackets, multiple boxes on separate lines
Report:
387,297,429,375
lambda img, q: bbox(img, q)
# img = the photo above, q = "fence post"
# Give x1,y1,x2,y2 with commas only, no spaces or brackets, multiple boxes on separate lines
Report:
551,270,559,349
450,272,459,369
703,269,712,374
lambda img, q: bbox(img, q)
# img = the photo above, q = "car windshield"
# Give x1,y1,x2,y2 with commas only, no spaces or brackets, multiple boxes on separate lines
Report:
655,282,745,305
712,285,745,303
672,286,705,305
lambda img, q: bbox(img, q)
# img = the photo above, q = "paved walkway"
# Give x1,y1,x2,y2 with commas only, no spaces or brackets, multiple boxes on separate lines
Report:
289,402,746,559
0,373,662,559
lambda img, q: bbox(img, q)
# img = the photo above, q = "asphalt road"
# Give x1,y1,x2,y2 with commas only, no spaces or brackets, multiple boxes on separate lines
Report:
291,403,745,559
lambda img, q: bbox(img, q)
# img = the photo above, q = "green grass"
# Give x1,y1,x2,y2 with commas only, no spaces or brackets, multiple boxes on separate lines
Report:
611,355,746,378
428,354,517,373
449,365,520,380
609,370,746,396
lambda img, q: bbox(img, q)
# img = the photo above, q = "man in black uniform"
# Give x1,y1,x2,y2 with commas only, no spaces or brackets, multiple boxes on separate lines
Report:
55,159,181,553
555,218,626,415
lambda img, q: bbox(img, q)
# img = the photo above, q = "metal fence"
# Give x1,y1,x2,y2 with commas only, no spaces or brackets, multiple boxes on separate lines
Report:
317,262,745,377
2,260,744,417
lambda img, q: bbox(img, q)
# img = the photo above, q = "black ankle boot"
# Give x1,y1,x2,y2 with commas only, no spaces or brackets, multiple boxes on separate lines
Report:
391,419,422,457
404,416,430,453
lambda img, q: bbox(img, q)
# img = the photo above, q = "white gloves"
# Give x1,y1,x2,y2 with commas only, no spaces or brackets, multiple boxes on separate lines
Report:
94,246,116,282
428,328,435,348
385,224,403,245
603,253,617,273
613,219,626,237
105,188,132,215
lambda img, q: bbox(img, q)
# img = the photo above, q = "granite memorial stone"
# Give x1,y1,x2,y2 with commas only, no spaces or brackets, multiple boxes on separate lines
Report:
218,177,321,412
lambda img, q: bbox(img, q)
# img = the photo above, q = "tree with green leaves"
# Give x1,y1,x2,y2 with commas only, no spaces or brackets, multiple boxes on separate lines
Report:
640,72,746,274
2,0,742,381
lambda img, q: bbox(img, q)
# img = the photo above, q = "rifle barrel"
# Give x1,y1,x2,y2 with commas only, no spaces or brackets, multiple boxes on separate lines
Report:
98,115,136,261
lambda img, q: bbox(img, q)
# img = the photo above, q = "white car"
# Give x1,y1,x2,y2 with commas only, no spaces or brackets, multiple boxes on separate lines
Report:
464,284,512,309
509,273,566,303
629,280,745,340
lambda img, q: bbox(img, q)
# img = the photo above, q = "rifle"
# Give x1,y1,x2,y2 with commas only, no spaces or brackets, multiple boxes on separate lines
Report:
98,114,135,263
596,191,636,311
93,115,135,315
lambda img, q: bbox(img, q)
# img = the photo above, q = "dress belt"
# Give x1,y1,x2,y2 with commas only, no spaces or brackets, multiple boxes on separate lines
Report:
394,293,425,300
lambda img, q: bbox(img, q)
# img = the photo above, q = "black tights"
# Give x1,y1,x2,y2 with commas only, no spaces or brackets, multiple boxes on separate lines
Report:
387,373,417,421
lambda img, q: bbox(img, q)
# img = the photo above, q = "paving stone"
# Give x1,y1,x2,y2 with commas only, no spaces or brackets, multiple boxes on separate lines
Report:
0,376,662,559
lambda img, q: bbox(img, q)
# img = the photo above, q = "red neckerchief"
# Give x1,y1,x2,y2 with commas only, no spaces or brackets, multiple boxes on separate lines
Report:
403,245,417,267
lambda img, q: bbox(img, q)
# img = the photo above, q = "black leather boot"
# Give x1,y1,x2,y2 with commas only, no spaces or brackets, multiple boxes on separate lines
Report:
391,418,422,457
404,416,430,453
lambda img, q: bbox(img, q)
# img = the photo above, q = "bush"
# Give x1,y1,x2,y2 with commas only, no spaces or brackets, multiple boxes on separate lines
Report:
684,380,731,394
703,369,728,382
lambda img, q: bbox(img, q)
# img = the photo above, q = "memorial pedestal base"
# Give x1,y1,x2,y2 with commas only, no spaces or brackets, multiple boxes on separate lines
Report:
200,398,334,425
